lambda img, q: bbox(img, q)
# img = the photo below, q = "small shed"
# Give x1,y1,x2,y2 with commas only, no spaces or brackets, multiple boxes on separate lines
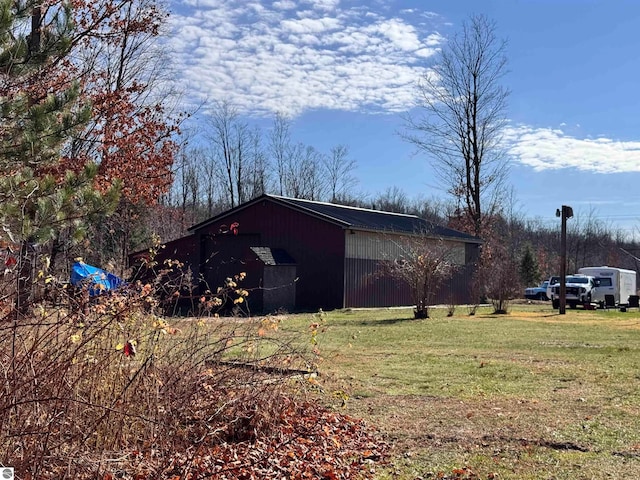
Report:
247,247,296,313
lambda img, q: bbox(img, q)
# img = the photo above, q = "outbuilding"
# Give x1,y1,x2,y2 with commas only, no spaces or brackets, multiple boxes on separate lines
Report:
140,194,481,313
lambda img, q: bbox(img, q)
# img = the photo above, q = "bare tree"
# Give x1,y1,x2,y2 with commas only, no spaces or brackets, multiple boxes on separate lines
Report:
373,186,411,213
175,145,206,228
403,14,509,237
269,113,291,196
196,146,220,218
298,146,326,200
206,101,254,208
280,144,321,200
166,138,229,227
323,145,358,202
268,114,329,200
244,127,271,199
410,195,449,225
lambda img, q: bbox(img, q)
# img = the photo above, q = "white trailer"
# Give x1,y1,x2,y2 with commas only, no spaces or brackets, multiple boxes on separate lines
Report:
577,266,637,306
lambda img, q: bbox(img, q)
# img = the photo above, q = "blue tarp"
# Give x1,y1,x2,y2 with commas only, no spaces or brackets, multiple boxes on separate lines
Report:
70,262,125,296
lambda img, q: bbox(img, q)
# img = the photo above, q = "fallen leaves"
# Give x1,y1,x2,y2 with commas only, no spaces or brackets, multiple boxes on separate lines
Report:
87,375,389,479
160,393,389,479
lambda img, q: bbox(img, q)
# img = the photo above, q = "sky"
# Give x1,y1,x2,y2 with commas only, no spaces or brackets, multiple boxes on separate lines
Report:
165,0,640,238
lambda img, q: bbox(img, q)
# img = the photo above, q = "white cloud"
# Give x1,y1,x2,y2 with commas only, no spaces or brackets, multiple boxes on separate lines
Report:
373,18,421,51
301,0,340,11
273,0,296,9
167,0,443,116
423,32,444,47
506,125,640,174
281,16,341,34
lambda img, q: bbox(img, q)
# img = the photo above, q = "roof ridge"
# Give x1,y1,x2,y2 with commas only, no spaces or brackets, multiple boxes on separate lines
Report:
268,194,423,219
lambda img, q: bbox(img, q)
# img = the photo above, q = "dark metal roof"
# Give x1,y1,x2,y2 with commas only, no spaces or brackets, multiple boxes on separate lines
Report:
270,195,480,242
250,247,296,266
189,194,480,243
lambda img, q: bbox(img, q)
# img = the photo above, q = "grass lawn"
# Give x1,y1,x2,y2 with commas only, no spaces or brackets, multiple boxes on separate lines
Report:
278,303,640,479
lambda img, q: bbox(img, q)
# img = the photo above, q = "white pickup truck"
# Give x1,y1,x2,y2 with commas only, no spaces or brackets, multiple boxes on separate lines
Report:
550,274,596,309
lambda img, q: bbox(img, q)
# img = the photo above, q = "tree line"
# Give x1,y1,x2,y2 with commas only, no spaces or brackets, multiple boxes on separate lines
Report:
1,4,639,315
162,104,358,235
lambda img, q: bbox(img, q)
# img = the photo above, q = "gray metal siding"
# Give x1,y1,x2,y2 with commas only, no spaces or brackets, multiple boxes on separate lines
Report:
344,259,476,308
346,230,466,263
344,258,411,307
344,230,475,308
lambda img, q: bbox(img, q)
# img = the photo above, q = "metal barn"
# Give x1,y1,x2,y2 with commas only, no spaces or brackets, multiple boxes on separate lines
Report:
139,195,481,313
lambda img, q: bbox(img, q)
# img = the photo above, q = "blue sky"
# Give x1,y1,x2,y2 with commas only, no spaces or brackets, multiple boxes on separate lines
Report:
166,0,640,237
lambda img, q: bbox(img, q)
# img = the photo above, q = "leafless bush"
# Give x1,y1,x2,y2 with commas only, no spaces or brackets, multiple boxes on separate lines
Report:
446,302,456,317
475,240,521,315
379,236,458,319
467,266,483,315
0,266,317,479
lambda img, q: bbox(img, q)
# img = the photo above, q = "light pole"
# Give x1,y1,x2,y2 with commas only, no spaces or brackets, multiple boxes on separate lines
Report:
556,205,573,315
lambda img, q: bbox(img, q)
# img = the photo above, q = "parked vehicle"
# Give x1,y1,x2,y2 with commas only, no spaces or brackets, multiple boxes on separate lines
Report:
550,274,596,309
577,266,637,307
546,276,560,300
524,281,550,300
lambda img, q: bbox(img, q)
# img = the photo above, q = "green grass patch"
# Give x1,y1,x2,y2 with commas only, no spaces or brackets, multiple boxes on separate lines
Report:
277,305,640,478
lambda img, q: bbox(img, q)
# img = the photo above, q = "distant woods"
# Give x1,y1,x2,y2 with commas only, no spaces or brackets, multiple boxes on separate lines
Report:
164,102,364,233
162,103,462,239
156,98,640,286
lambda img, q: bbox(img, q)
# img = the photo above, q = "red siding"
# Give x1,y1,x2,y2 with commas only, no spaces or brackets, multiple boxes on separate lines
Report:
137,197,479,313
130,234,200,280
195,200,346,311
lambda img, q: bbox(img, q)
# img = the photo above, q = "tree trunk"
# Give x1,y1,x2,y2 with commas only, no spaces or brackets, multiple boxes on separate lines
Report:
15,240,35,318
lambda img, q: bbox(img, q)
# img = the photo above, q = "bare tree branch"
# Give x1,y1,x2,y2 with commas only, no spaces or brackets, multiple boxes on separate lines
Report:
403,14,510,237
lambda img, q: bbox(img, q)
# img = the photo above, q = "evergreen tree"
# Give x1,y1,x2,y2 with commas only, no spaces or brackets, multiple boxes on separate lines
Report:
0,0,178,314
0,1,117,314
519,244,540,286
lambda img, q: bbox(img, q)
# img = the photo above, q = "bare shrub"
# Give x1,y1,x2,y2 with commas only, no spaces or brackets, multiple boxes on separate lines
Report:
380,236,458,319
467,265,483,315
446,302,456,317
0,270,323,478
476,240,521,315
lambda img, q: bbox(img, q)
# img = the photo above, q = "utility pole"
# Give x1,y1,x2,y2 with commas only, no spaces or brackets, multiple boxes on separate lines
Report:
556,205,573,315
